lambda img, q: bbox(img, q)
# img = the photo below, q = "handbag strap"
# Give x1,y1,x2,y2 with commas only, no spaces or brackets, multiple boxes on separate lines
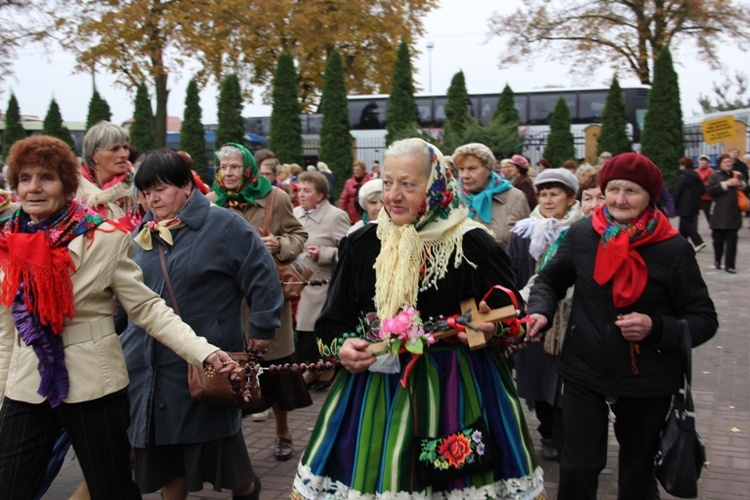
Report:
262,187,277,235
678,318,695,412
158,243,181,317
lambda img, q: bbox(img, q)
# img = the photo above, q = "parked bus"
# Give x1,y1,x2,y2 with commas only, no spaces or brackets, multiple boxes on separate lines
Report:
244,86,650,165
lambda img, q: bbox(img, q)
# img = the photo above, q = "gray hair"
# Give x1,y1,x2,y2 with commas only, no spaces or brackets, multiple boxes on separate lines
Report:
452,143,496,171
82,121,130,167
384,138,433,178
215,144,244,164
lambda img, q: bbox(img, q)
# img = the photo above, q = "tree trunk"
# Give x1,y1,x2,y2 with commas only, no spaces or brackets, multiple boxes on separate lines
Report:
154,72,169,147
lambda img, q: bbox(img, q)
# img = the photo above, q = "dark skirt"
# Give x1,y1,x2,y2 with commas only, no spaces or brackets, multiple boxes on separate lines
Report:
252,353,313,412
133,429,253,493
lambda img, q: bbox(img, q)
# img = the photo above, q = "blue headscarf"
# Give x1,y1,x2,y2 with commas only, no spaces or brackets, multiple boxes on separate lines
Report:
458,172,512,223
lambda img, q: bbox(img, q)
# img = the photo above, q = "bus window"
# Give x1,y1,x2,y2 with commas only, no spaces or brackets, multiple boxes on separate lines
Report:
416,96,434,127
477,95,498,125
528,93,576,125
513,95,527,124
578,91,607,124
351,100,386,129
433,96,447,126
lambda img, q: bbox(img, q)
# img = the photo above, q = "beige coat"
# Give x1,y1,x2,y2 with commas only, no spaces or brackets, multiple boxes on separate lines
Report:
474,187,530,248
208,187,308,360
76,171,135,219
293,200,351,332
0,222,217,404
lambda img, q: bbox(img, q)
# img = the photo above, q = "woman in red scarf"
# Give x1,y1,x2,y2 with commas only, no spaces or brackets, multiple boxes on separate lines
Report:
77,121,136,220
525,153,718,500
0,136,237,499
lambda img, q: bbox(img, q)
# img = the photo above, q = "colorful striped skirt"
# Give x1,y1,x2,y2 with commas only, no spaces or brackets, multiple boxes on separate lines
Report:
292,344,545,499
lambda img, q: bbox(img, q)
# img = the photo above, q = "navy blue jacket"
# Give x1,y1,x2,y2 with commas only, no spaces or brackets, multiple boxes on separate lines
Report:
121,192,283,447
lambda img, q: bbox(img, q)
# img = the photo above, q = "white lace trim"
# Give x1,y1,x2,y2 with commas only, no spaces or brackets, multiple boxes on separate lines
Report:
292,464,545,499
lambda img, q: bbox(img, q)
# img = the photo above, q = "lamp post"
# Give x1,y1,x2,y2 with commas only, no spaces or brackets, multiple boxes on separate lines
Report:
426,41,434,94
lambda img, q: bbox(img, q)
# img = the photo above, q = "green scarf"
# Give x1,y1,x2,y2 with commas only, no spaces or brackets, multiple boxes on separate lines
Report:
212,142,272,207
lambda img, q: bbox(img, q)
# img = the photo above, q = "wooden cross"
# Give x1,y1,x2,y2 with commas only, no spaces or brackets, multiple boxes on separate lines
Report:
366,298,517,355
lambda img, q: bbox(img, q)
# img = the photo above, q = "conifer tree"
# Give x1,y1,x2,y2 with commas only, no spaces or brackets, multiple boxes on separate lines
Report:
216,73,245,148
318,50,352,198
597,75,632,156
1,94,26,161
641,46,684,187
179,79,207,179
461,119,524,160
494,84,520,127
130,82,156,153
42,98,75,150
269,53,303,164
442,71,471,153
85,89,112,131
386,41,419,145
543,97,575,168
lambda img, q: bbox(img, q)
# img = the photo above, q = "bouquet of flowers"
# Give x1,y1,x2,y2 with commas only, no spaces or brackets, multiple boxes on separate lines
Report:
378,305,436,355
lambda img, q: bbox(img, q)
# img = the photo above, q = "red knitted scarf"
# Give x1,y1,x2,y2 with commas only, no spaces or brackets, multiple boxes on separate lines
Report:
591,205,678,308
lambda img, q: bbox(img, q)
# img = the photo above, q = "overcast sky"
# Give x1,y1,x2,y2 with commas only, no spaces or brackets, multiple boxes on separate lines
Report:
4,0,745,125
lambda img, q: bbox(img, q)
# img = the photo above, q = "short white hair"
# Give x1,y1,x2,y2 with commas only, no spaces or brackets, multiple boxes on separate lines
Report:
384,138,433,178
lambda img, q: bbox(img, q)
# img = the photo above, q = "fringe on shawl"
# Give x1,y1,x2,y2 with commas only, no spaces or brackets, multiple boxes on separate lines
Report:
0,246,75,334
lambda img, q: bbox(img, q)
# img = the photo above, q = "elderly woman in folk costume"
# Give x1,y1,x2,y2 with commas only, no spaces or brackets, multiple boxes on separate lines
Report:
77,121,136,219
292,138,544,499
207,143,311,462
526,153,717,499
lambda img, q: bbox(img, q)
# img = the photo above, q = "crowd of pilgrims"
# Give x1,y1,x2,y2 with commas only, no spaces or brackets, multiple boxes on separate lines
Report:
0,122,724,499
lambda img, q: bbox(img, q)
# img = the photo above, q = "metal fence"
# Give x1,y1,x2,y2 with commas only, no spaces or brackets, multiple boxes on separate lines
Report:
303,135,387,167
521,130,588,166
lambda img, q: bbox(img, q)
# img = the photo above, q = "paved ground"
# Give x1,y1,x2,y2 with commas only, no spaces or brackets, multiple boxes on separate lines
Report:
45,220,749,499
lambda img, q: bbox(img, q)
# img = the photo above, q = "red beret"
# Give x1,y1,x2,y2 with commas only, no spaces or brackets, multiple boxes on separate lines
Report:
599,152,663,202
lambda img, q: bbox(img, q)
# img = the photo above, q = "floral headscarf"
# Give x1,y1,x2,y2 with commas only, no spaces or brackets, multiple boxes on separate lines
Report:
374,138,488,319
212,142,272,207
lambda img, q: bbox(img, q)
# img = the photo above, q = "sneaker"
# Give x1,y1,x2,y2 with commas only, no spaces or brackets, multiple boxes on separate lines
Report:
694,242,706,253
251,409,271,422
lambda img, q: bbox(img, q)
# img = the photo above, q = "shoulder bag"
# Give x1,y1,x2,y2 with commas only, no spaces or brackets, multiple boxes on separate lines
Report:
157,243,262,410
654,319,706,498
734,173,750,212
263,188,313,301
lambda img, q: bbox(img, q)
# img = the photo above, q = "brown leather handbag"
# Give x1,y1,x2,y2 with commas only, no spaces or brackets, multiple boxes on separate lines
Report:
263,188,313,301
158,243,261,410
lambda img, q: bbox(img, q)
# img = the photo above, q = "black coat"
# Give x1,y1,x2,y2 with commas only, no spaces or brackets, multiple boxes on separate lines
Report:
706,169,744,230
672,168,704,217
527,217,718,398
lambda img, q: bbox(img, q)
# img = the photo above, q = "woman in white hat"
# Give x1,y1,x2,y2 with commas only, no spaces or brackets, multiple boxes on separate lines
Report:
506,167,582,462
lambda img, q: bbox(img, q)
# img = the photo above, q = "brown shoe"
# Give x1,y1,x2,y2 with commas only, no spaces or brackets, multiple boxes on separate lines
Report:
274,437,293,461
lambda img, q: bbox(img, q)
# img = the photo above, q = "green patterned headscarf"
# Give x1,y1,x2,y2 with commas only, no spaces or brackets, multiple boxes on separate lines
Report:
212,142,272,206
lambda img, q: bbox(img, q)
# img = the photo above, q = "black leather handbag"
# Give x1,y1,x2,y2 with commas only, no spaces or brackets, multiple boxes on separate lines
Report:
654,320,706,498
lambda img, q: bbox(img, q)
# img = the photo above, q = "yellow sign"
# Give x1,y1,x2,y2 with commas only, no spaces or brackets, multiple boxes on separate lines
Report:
701,116,738,145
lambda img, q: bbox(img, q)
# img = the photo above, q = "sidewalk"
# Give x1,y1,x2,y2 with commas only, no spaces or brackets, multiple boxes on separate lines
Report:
45,220,749,499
